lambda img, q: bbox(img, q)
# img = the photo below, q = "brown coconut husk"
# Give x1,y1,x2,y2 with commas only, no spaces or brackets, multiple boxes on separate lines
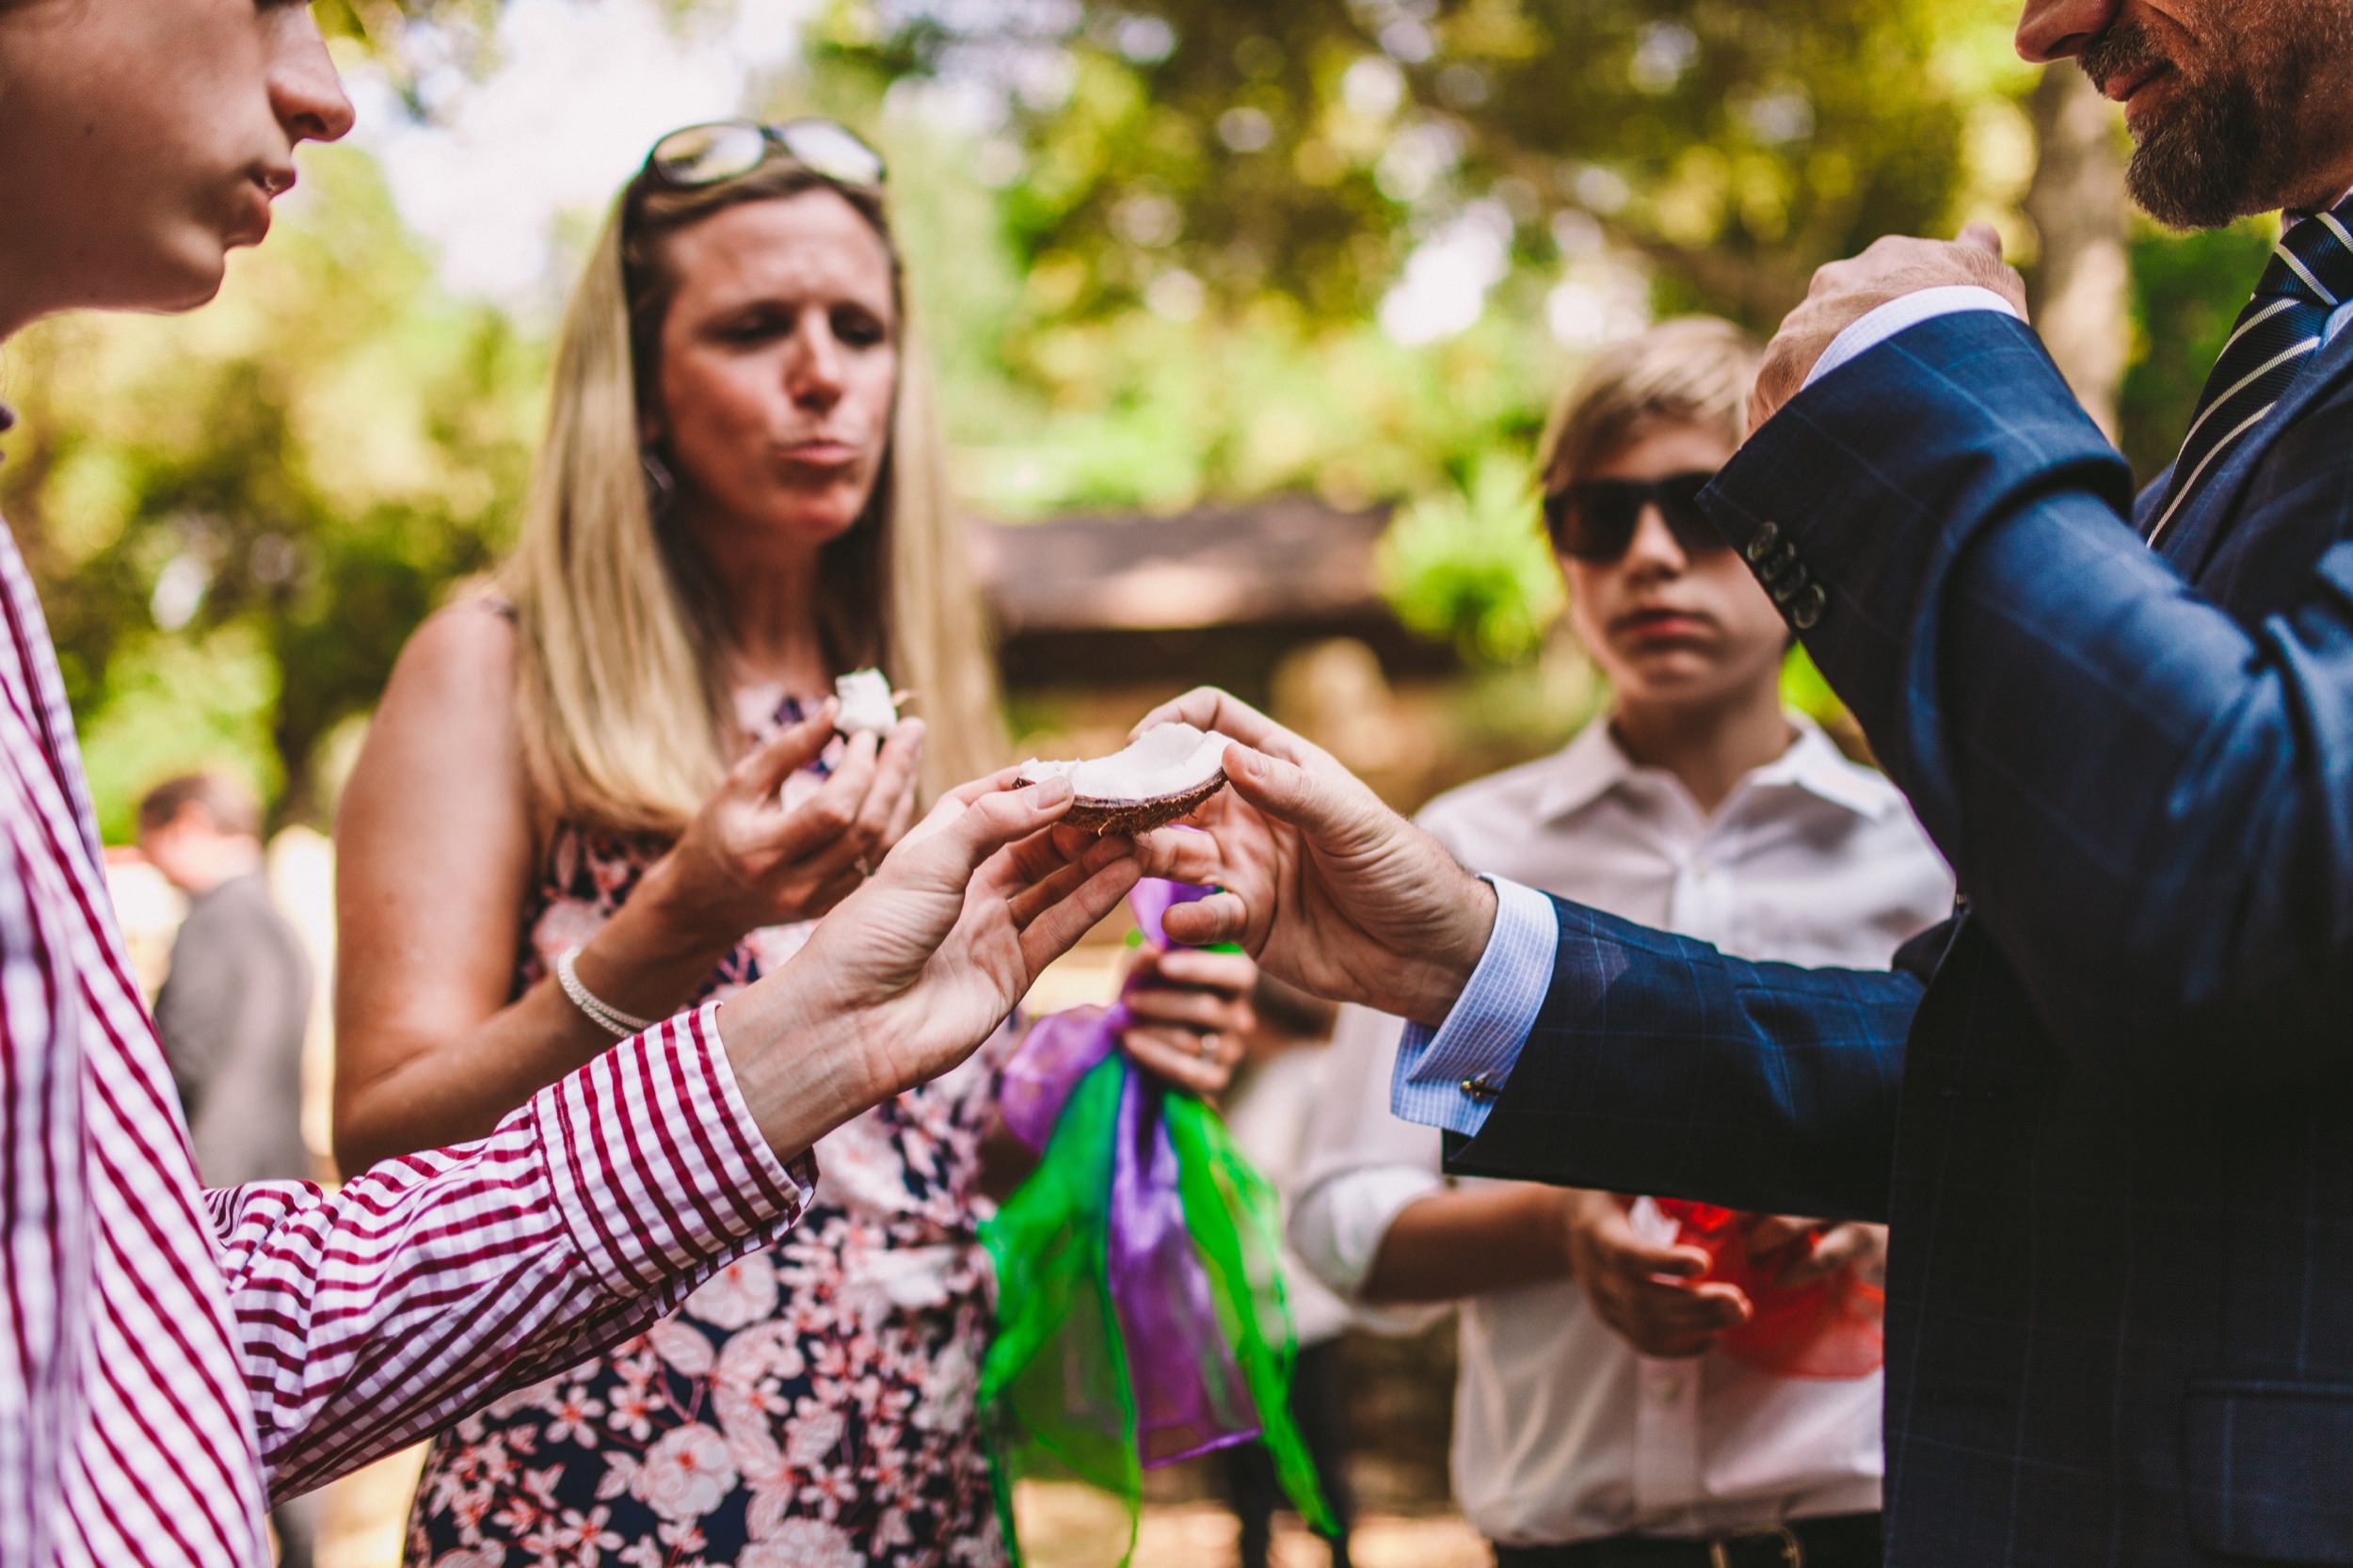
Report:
1058,768,1228,837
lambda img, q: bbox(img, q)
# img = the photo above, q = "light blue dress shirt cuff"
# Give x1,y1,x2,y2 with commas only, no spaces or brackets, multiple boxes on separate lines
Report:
1388,875,1560,1139
1801,284,2025,390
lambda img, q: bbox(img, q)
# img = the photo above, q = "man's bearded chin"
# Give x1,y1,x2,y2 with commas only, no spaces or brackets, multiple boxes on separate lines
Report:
2124,80,2273,230
2089,7,2353,231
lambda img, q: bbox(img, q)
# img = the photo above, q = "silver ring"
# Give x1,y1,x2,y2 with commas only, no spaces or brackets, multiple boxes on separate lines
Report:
855,855,874,878
1195,1032,1221,1062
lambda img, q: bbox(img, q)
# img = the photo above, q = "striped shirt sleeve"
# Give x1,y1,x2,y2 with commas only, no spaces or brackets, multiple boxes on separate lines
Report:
0,822,79,1566
203,1001,815,1498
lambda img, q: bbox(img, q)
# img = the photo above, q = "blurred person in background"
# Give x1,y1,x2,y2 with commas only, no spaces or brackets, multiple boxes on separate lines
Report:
139,773,315,1192
139,772,321,1568
1289,321,1952,1568
1214,974,1356,1568
332,120,1256,1568
0,6,1146,1565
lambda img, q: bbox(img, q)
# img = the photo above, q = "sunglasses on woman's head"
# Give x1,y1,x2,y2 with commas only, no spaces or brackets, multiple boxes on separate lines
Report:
1543,471,1727,563
644,119,888,191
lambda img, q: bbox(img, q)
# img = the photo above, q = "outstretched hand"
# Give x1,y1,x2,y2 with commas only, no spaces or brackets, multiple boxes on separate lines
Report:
1114,688,1497,1026
723,771,1143,1155
1751,222,2027,430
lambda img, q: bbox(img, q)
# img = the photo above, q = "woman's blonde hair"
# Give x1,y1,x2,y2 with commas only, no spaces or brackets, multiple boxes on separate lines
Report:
1536,317,1763,488
502,156,1003,836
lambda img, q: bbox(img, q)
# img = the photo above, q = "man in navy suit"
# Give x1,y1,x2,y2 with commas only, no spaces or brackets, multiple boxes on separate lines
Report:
1132,1,2353,1562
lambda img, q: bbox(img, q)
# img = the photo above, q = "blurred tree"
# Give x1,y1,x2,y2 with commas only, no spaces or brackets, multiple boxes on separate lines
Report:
815,0,2030,334
2024,66,2129,436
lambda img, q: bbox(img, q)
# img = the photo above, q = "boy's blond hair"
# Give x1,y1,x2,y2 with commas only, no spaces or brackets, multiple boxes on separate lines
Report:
1537,318,1764,488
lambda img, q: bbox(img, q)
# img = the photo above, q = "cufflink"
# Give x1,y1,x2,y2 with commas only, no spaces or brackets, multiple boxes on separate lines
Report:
1460,1073,1501,1101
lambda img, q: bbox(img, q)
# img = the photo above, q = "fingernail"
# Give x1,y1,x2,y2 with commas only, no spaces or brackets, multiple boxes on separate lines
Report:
1030,776,1074,806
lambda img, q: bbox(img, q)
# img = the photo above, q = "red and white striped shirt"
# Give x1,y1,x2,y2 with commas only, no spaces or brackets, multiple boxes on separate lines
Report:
0,517,817,1566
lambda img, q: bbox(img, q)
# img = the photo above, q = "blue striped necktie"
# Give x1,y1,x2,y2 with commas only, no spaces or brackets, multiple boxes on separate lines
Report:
2147,198,2353,546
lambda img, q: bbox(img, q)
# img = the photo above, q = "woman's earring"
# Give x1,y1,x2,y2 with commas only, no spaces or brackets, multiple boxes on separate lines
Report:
641,449,676,519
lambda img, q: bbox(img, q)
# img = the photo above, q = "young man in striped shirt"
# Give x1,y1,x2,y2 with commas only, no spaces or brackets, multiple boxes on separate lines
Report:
0,7,1143,1561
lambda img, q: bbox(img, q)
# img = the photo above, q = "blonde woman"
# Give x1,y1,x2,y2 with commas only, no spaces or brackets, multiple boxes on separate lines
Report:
334,121,1253,1567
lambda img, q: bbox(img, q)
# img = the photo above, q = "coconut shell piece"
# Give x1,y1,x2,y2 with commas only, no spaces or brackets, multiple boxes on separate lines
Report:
1058,767,1229,837
1017,722,1236,836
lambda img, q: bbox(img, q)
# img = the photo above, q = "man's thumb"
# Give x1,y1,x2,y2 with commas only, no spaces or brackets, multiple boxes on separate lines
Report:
1957,220,2004,259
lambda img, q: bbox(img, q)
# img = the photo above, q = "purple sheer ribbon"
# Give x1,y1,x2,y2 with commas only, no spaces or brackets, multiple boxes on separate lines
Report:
1128,875,1216,951
996,877,1262,1464
999,1004,1122,1152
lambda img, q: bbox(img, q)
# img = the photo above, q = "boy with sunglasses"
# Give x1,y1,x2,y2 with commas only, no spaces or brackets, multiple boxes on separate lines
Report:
1289,319,1951,1568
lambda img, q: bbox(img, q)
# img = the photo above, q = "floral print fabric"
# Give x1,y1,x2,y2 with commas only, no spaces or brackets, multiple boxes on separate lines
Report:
408,697,1012,1568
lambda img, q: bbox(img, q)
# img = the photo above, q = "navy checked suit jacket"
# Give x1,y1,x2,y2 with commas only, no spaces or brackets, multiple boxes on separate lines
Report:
1446,309,2353,1567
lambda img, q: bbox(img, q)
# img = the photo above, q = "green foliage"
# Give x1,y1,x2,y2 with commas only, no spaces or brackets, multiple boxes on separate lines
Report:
821,0,2024,332
75,627,284,847
2119,217,2279,484
1379,451,1562,663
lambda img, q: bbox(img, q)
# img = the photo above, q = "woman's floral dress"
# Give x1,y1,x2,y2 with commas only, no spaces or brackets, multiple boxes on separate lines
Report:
408,694,1014,1568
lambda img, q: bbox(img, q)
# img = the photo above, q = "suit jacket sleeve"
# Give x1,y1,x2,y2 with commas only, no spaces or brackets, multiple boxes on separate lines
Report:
1702,308,2353,1091
1446,899,1939,1224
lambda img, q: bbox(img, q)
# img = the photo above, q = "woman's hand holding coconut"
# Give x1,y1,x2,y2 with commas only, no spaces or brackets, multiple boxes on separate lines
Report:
718,772,1142,1156
638,695,925,954
1121,687,1499,1028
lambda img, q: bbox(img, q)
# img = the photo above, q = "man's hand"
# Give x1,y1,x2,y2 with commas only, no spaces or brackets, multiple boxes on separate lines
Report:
1752,223,2027,430
1113,688,1497,1027
1561,1191,1751,1359
722,773,1142,1155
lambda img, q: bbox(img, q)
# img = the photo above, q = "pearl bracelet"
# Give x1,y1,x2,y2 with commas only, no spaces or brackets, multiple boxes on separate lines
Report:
554,945,655,1040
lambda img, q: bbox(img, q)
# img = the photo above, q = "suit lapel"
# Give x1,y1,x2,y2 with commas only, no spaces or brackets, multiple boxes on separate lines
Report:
2154,323,2353,574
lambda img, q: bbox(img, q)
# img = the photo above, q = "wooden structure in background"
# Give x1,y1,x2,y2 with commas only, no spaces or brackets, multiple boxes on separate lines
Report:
978,497,1449,703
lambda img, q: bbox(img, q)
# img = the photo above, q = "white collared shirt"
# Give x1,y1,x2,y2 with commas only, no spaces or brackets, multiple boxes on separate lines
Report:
1289,715,1954,1546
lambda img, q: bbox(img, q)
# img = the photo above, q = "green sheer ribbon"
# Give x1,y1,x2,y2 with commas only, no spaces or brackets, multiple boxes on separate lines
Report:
979,1047,1332,1565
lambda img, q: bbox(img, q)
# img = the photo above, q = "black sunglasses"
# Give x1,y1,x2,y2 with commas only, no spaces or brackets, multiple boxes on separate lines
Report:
1543,471,1726,563
643,119,888,192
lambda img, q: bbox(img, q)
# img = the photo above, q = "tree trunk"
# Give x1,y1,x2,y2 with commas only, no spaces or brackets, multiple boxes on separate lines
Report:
2024,67,2131,440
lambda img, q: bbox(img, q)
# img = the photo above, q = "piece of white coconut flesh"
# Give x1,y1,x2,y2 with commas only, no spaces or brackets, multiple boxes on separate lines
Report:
834,668,902,735
1017,723,1235,835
